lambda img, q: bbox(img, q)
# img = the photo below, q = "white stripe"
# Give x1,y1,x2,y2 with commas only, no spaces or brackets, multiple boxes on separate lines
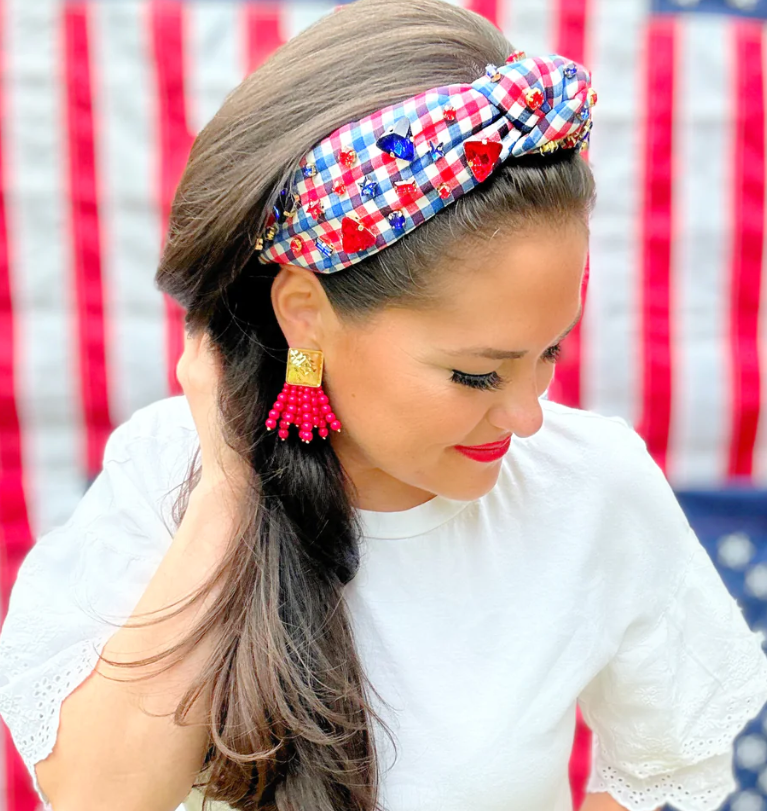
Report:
186,1,243,134
5,0,86,535
504,0,555,58
91,2,167,427
580,0,644,428
283,1,337,41
754,22,767,486
667,16,732,486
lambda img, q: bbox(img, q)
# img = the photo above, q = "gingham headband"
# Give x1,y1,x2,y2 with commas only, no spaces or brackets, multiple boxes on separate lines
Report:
256,51,596,274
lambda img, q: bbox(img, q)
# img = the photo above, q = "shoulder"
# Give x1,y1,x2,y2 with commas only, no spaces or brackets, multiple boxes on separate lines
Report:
532,399,684,524
489,401,706,644
499,398,693,588
505,398,655,500
536,397,645,461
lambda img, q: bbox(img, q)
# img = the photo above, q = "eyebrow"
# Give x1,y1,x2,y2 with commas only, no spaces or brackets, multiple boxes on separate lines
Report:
444,305,584,360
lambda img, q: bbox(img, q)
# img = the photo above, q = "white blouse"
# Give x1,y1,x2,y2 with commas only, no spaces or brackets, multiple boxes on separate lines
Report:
1,395,766,811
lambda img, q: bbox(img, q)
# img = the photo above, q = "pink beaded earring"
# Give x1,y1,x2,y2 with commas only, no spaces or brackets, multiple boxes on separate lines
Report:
265,348,342,443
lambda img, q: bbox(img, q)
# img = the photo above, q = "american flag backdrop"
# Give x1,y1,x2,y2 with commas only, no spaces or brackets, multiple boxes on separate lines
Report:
1,0,767,809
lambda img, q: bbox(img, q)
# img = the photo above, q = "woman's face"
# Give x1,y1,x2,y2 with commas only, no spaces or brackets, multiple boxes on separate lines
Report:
277,219,588,512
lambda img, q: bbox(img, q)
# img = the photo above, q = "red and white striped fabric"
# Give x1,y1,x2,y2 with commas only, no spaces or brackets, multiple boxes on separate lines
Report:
1,1,766,809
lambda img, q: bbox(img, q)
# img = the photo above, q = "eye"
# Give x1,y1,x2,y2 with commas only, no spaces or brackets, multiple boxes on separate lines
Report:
542,343,563,364
450,370,504,391
451,342,564,390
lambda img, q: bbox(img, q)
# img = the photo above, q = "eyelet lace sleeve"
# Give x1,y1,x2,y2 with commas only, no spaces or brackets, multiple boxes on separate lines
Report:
0,399,193,806
578,533,767,811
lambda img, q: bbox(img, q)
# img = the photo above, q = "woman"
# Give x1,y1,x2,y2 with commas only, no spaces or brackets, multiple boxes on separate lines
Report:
1,1,765,810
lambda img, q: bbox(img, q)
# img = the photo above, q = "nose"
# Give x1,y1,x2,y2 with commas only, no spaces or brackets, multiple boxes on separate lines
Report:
486,376,545,439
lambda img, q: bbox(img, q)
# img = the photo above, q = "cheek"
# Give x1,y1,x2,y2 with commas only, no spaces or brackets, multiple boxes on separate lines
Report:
538,363,555,393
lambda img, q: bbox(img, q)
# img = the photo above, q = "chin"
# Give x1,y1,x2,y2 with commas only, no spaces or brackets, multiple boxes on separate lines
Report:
434,463,503,502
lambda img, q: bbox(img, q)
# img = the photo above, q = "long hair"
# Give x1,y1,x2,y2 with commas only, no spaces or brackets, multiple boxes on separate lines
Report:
97,1,596,809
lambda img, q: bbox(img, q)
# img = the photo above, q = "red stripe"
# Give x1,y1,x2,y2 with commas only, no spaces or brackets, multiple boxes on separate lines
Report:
568,709,591,810
465,0,502,28
549,0,590,409
728,23,764,479
550,9,595,799
0,0,37,804
63,4,113,478
150,1,193,396
637,17,676,472
245,2,285,74
555,0,589,64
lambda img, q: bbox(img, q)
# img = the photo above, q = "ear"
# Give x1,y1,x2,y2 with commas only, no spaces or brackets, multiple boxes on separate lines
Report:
271,264,332,348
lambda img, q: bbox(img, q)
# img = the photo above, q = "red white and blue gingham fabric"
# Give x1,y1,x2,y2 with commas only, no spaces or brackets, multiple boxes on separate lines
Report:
259,53,592,273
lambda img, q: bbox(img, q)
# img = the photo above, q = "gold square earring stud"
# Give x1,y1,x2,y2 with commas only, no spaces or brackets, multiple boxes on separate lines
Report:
285,347,324,388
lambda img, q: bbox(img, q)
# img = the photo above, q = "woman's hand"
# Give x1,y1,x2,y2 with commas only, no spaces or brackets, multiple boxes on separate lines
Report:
175,329,250,502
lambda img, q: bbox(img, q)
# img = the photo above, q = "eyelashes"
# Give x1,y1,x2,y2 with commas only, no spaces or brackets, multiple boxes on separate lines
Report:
451,369,504,391
542,343,563,364
450,342,564,391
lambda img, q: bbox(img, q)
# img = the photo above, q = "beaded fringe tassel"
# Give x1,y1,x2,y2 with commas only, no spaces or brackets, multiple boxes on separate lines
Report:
266,383,342,443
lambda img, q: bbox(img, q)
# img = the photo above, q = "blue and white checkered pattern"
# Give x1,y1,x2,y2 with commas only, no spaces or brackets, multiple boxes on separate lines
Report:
258,53,593,274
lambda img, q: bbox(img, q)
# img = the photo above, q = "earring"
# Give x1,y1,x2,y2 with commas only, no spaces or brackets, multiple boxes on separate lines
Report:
265,348,342,443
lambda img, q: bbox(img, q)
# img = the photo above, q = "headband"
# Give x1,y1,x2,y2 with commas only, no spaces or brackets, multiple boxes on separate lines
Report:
256,51,595,274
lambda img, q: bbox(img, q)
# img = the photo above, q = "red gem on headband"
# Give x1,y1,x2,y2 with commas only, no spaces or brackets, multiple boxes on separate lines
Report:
524,87,545,111
465,138,502,183
341,215,377,253
306,199,324,220
395,179,418,199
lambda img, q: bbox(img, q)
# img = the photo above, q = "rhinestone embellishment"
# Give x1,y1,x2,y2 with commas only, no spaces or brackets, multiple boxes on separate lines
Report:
388,210,406,232
376,117,415,162
359,176,380,198
339,148,357,168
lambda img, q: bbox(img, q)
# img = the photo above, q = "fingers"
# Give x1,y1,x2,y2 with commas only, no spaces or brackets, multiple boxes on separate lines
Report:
176,329,212,398
175,329,249,496
175,328,195,395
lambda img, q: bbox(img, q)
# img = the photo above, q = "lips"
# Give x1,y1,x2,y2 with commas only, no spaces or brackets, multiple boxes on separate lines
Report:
454,436,512,463
460,437,511,451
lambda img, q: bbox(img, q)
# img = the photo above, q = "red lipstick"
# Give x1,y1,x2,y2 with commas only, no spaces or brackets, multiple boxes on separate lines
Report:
454,436,511,463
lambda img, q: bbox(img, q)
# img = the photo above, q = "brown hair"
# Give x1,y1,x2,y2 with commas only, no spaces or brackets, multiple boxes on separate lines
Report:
98,0,595,809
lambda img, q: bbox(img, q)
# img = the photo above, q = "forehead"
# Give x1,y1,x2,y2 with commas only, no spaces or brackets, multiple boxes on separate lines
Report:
343,221,589,354
423,221,588,333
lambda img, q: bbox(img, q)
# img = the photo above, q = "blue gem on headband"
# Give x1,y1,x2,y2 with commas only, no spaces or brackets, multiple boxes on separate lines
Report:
301,163,317,178
316,237,334,258
376,116,415,162
485,64,501,82
564,63,578,79
359,176,381,198
273,187,297,224
430,140,445,161
388,210,406,232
